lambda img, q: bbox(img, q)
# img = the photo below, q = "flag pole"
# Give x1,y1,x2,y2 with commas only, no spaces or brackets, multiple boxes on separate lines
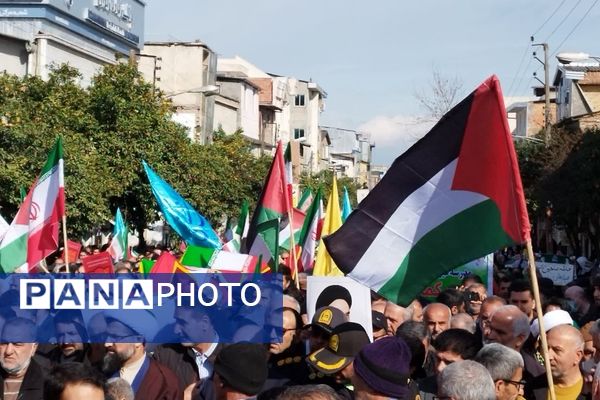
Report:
287,208,300,290
526,239,556,400
62,215,69,273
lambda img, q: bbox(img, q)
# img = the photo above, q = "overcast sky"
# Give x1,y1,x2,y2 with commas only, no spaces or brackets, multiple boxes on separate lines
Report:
145,0,600,165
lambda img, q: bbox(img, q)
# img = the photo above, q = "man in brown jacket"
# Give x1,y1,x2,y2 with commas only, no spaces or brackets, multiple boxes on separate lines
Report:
102,310,181,400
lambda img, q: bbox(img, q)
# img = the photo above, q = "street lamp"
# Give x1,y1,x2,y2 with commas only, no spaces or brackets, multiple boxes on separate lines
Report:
164,85,220,98
164,85,220,144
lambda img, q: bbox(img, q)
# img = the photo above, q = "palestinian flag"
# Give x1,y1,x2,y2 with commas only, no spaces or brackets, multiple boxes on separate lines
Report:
0,213,8,241
246,142,291,267
0,138,65,273
298,189,323,271
324,76,530,305
222,200,250,253
108,208,127,262
279,208,306,251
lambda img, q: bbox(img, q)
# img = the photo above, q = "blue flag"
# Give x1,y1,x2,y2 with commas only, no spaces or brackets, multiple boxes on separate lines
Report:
143,161,221,248
341,186,352,223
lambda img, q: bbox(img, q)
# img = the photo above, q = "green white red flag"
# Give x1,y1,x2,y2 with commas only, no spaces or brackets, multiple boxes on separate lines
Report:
324,76,530,305
298,189,323,271
246,142,291,267
0,138,65,273
108,208,127,262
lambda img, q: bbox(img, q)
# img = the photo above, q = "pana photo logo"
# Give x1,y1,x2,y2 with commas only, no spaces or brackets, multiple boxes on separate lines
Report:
20,277,262,309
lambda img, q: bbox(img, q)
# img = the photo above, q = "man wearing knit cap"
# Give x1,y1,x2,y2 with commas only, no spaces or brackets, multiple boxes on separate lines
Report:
307,322,370,398
212,343,268,400
351,336,420,400
102,310,181,400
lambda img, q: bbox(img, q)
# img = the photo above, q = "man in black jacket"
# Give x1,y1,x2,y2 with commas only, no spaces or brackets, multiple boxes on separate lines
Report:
0,318,46,400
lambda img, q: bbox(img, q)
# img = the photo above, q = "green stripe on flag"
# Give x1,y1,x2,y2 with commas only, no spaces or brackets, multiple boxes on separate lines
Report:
40,137,63,177
378,200,514,305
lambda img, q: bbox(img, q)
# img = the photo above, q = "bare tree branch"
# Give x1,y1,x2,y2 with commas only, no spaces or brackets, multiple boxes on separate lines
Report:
414,68,464,120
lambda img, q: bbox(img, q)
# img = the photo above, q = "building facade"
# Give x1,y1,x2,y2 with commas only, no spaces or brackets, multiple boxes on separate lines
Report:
554,61,600,130
325,126,374,187
138,41,217,143
0,0,144,85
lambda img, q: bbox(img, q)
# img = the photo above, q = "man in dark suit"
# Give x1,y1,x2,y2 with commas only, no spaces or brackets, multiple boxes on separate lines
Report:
0,318,46,400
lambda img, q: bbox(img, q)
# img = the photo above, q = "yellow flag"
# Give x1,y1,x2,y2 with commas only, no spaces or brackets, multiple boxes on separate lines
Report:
313,176,344,276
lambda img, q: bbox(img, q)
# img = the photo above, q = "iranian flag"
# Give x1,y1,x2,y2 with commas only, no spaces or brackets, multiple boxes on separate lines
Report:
0,138,65,273
108,208,127,262
246,142,291,267
324,76,530,305
298,189,323,271
222,200,250,253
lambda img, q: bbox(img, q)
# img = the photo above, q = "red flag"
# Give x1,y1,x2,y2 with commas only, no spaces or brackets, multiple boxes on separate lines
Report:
150,252,178,274
61,240,81,263
82,252,114,274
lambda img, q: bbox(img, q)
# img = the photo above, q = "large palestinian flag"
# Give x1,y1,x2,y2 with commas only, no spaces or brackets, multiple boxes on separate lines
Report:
324,76,530,305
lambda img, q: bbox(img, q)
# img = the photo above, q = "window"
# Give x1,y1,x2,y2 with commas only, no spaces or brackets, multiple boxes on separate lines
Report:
294,94,305,106
294,128,305,139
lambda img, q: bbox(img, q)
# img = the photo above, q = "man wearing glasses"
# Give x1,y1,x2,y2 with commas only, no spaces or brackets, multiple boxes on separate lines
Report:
102,310,181,400
475,343,525,400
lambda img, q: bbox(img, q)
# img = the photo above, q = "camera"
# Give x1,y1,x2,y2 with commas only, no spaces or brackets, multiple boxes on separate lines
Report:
465,291,480,302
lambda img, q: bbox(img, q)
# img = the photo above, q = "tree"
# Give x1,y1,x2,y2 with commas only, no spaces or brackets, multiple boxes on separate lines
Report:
414,68,464,120
300,170,361,207
0,64,273,248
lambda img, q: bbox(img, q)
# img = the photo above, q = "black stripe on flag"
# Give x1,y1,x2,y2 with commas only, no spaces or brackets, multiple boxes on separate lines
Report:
324,92,475,273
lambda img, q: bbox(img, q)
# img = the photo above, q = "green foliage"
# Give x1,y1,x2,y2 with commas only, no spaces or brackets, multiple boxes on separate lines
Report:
515,126,600,254
0,64,271,245
300,170,361,207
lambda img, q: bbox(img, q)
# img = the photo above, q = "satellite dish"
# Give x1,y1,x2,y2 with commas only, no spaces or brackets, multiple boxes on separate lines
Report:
556,52,590,64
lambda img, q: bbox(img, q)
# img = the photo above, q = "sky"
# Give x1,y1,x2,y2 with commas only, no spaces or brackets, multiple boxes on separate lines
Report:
145,0,600,165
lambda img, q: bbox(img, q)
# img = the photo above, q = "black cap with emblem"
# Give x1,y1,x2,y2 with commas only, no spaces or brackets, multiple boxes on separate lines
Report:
307,321,370,375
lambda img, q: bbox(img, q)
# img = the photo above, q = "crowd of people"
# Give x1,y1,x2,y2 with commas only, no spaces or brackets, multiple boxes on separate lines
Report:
1,246,600,400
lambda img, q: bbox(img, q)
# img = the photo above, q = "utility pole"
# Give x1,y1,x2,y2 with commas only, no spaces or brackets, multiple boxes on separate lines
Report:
532,38,551,144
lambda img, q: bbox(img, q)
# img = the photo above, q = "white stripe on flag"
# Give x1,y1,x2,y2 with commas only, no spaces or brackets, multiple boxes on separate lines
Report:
350,159,489,291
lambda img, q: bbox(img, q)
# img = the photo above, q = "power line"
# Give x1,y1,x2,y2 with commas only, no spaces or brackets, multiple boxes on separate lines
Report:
544,0,585,42
532,0,568,36
507,43,532,96
551,0,600,57
512,57,534,97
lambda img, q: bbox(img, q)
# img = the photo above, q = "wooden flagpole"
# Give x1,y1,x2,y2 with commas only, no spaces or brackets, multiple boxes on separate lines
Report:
62,215,69,273
526,239,556,400
287,208,300,290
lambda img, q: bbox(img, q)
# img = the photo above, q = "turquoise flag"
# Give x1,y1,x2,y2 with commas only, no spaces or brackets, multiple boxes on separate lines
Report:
143,161,221,248
341,186,352,223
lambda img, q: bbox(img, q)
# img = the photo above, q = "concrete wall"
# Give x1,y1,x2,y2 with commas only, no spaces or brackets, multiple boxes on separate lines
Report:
0,34,28,75
214,100,238,135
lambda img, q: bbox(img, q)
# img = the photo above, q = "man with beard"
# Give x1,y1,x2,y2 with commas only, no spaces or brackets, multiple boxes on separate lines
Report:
102,310,180,400
153,304,223,395
38,310,103,369
0,318,45,400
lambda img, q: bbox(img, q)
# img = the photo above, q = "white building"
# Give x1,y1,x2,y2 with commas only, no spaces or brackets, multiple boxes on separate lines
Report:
138,41,217,143
218,56,328,174
0,0,145,85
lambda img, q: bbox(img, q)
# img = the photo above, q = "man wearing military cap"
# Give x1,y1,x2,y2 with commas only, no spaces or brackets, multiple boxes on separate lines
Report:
307,322,371,399
304,306,347,353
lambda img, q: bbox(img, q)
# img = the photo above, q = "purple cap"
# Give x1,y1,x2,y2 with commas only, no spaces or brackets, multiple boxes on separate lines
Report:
353,336,412,398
